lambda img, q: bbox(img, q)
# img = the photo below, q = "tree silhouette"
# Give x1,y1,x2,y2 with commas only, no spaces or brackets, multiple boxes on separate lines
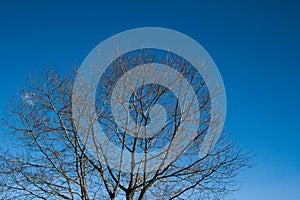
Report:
0,49,249,200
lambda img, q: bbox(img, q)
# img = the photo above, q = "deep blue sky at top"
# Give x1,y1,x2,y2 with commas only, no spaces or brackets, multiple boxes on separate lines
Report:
0,0,299,199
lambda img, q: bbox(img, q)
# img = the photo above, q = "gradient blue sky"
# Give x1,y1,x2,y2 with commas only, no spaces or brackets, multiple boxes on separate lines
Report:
0,1,299,199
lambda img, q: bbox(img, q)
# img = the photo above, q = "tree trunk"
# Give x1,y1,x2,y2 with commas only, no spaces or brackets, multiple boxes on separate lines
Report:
126,191,134,200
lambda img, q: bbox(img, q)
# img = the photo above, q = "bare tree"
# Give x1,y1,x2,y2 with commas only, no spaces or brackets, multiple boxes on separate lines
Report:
0,49,249,200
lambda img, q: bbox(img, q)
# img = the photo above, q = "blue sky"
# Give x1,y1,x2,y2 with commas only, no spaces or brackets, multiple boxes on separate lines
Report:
0,0,299,199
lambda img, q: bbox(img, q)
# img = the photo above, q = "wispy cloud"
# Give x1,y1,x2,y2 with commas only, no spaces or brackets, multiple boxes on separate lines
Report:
21,90,35,106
